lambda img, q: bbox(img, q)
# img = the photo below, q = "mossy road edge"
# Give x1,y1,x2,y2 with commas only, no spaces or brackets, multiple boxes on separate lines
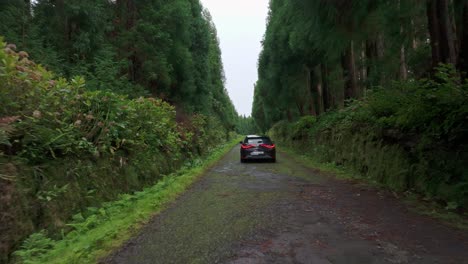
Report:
13,137,242,264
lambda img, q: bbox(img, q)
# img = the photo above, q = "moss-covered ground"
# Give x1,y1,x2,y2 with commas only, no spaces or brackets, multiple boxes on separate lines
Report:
12,139,242,264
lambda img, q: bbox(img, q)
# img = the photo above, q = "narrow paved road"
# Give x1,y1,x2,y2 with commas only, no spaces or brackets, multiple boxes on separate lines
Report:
104,147,468,264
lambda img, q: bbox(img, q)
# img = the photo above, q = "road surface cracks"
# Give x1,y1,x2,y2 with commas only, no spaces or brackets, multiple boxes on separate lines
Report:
104,147,468,264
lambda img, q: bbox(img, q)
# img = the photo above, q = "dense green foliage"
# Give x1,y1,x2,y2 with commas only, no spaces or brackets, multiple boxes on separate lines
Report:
236,116,257,135
11,138,240,264
255,0,468,211
270,65,468,210
0,0,237,127
253,0,468,130
0,39,235,263
0,0,241,261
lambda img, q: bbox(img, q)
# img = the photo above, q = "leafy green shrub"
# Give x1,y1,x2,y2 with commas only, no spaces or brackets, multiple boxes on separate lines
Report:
13,231,54,263
270,64,468,209
269,120,291,141
291,116,316,140
0,38,236,262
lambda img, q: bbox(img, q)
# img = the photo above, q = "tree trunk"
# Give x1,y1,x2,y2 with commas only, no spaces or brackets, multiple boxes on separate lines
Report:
399,22,408,80
321,63,331,111
458,2,468,76
287,109,293,122
126,0,137,30
398,0,408,80
437,0,457,64
366,35,384,87
366,39,377,87
359,42,367,95
21,0,30,47
377,33,385,60
400,45,408,80
52,0,67,42
411,19,419,50
341,41,358,100
314,66,324,115
450,0,460,57
126,0,138,82
427,0,458,67
116,0,138,82
297,101,306,116
351,41,360,97
305,66,317,116
116,0,136,29
428,0,442,68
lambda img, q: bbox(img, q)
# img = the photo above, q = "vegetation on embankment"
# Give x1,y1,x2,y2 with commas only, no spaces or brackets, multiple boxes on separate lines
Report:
0,1,245,261
269,66,468,211
0,39,236,263
253,0,468,214
11,138,240,264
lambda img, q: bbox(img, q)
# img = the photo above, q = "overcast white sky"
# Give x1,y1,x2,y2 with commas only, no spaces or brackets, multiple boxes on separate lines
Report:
200,0,269,116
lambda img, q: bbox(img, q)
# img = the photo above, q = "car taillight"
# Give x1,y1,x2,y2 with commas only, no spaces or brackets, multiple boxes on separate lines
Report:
241,144,255,149
260,144,275,149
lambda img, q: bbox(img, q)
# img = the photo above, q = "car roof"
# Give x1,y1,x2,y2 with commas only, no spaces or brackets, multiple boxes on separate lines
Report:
245,135,269,138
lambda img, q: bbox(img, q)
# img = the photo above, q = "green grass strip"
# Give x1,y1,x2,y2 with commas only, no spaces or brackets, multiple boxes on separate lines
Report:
14,138,242,264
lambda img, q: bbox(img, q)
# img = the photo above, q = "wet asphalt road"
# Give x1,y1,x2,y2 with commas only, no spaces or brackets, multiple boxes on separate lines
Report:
104,147,468,264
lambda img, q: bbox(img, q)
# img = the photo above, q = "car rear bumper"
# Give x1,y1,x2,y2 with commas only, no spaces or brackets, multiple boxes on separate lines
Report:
242,154,274,160
241,150,276,161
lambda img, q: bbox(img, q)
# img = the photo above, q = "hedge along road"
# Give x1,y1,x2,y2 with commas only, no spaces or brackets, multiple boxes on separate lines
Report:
104,146,468,264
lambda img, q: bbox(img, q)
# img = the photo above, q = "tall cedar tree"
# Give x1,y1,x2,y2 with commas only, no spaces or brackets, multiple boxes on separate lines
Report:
0,0,238,129
252,0,464,131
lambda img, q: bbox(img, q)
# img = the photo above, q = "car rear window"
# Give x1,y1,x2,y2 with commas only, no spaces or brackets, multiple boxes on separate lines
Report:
246,137,272,144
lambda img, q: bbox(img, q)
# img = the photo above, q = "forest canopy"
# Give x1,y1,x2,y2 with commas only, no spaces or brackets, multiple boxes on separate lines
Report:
0,0,238,131
253,0,468,131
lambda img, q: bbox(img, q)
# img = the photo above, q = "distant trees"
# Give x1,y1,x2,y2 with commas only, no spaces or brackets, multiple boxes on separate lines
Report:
236,116,257,135
0,0,238,131
253,0,467,131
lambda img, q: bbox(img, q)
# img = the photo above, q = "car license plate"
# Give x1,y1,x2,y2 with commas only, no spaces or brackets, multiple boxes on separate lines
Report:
251,151,264,155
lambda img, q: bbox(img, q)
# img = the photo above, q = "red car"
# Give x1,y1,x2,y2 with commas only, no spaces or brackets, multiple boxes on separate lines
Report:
240,135,276,163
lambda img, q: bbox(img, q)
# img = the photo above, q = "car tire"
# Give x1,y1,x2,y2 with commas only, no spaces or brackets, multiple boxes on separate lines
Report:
240,158,245,163
271,158,276,163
